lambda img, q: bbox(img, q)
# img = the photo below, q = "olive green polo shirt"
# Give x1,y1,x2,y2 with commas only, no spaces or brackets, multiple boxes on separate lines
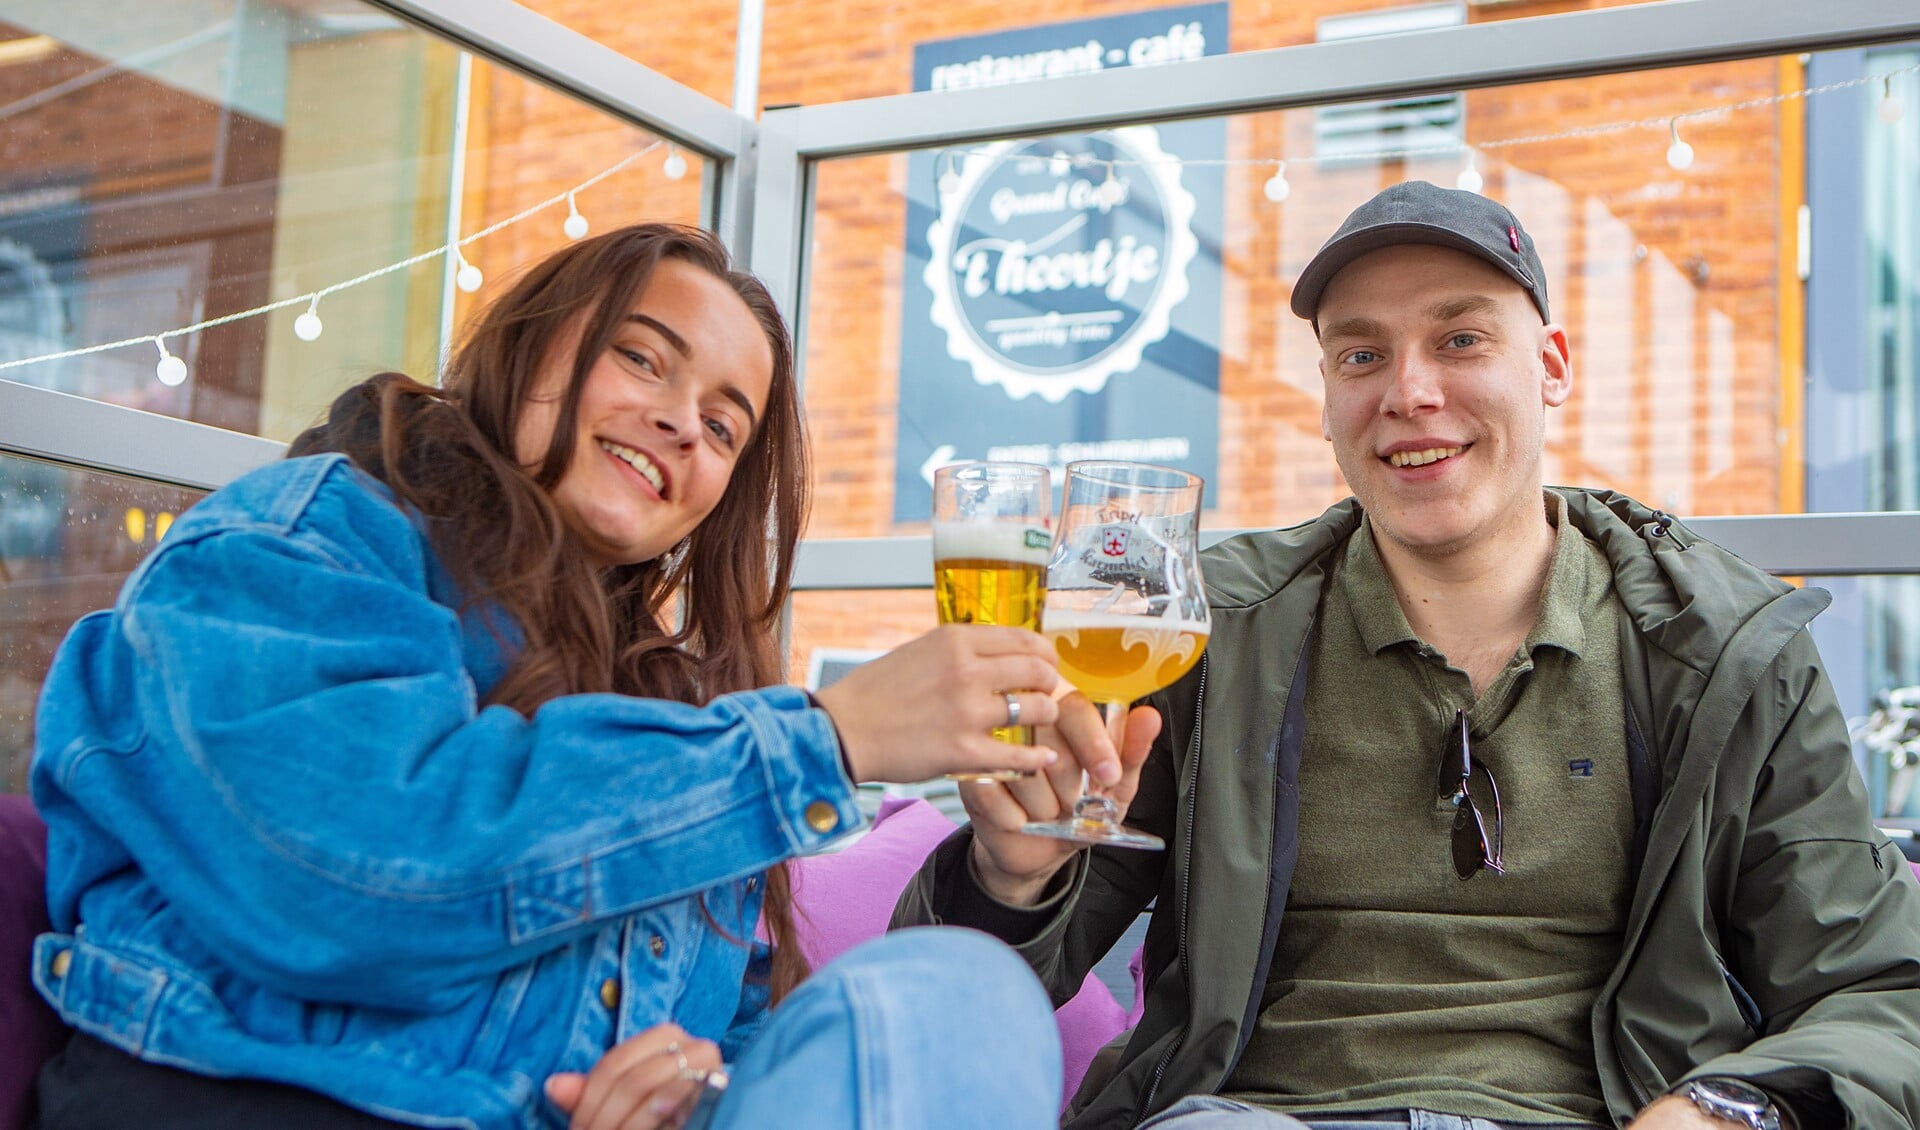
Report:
1221,491,1634,1127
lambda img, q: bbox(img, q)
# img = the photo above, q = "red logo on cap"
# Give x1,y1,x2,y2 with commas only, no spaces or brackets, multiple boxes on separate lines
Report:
1508,226,1521,253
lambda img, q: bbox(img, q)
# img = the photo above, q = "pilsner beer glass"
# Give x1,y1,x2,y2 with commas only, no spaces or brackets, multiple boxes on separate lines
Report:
932,461,1053,781
1023,461,1210,850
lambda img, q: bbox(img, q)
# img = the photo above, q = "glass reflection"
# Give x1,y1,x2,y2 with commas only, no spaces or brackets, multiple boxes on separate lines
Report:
0,454,204,792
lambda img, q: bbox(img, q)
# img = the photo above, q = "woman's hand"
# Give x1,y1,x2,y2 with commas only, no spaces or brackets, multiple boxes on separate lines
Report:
545,1023,723,1130
814,625,1063,783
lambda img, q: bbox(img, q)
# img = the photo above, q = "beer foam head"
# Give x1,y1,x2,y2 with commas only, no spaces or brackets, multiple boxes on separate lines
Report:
932,521,1051,565
1042,609,1211,635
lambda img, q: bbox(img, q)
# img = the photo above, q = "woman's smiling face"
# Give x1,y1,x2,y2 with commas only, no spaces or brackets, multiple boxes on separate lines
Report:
515,257,775,567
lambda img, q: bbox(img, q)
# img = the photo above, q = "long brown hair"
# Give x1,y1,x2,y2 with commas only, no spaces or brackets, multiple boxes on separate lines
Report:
290,223,811,1000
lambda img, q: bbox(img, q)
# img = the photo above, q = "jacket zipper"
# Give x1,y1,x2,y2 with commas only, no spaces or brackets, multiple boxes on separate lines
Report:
1139,653,1206,1121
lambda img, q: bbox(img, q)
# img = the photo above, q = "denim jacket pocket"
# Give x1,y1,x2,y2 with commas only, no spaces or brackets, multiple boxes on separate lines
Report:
34,933,168,1053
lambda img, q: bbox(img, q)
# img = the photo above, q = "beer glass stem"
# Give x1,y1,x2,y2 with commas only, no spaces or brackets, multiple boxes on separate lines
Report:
1071,700,1130,825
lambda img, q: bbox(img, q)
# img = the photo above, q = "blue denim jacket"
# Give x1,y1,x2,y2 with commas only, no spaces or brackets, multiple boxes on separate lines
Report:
30,454,861,1129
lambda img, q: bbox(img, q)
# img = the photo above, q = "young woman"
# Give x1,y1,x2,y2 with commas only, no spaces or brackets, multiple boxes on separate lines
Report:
28,224,1078,1130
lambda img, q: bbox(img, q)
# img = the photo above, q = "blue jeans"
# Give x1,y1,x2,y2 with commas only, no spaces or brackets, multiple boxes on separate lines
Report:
1140,1095,1603,1130
701,928,1063,1130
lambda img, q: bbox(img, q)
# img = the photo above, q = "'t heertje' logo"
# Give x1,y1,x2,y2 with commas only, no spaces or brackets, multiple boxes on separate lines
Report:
923,126,1199,403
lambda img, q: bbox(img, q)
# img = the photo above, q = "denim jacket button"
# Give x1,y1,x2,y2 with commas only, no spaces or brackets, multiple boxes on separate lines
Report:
599,978,620,1010
50,949,72,979
648,935,667,959
804,801,839,833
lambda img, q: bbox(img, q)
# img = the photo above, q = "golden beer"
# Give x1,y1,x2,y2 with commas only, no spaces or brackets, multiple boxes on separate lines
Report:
1044,611,1209,705
932,522,1050,746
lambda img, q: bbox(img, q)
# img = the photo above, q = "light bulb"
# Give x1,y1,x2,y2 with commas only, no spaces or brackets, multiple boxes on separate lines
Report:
456,256,483,293
1456,159,1483,194
1666,119,1694,171
294,310,323,342
939,157,963,196
563,194,589,239
663,147,688,180
153,338,187,386
1263,166,1290,203
1049,151,1071,177
1880,91,1906,124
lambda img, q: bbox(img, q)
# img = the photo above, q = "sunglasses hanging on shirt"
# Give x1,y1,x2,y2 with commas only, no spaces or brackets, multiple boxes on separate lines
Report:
1436,709,1505,880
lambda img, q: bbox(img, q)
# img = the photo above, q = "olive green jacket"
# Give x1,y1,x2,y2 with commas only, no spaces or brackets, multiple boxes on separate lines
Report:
894,490,1920,1129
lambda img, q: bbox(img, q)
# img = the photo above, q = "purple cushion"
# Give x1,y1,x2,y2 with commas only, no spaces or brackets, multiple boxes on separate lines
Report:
788,797,1130,1110
0,794,65,1129
1911,861,1919,884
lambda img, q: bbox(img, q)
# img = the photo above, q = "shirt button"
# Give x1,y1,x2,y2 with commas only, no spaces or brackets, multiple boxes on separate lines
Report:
805,800,839,833
599,978,620,1010
648,935,667,959
50,950,71,979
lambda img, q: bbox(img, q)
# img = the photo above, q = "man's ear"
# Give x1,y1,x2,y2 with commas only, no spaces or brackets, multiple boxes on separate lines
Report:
1540,323,1572,408
1319,357,1333,442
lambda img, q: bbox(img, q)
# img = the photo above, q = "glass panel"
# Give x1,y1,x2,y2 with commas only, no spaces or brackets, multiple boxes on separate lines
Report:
1809,576,1920,828
0,3,704,443
797,47,1920,537
0,454,205,792
758,0,1669,109
512,0,735,106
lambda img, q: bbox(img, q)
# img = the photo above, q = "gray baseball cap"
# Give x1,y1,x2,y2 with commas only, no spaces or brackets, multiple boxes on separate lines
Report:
1289,180,1550,324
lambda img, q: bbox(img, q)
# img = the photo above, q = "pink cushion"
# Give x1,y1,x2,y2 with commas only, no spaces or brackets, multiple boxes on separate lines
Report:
788,797,1129,1110
1911,861,1919,883
0,794,65,1129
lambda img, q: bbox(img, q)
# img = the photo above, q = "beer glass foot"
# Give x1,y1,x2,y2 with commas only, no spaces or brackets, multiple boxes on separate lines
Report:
1020,817,1165,850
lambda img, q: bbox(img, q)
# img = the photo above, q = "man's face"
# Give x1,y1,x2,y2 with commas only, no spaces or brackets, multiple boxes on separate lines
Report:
1315,243,1571,560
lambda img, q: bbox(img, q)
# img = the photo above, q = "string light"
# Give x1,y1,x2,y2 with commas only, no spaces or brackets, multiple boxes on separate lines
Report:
6,61,1916,385
1665,118,1695,171
1048,150,1071,177
153,337,186,386
1262,161,1290,202
454,249,484,293
1456,150,1483,194
0,139,666,382
293,296,323,342
563,192,590,239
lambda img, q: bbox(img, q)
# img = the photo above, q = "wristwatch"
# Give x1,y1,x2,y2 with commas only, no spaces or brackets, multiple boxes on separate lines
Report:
1683,1079,1783,1130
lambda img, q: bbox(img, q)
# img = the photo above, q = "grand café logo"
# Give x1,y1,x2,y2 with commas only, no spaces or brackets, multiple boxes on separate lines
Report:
923,126,1199,403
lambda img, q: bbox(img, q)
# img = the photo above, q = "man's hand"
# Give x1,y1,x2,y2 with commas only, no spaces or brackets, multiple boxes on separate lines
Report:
545,1023,724,1130
961,693,1162,905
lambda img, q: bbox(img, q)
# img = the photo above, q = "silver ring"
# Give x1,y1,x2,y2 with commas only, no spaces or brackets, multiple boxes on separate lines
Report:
1002,691,1021,729
664,1040,689,1075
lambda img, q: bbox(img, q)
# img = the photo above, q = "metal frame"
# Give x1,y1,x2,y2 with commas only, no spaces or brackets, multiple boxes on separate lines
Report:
791,512,1920,592
0,381,282,491
364,0,748,162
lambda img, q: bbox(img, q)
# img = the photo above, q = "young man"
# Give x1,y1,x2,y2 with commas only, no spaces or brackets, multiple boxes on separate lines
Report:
896,182,1920,1130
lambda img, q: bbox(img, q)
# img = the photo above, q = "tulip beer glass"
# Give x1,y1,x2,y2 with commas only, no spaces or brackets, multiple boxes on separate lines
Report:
1023,461,1209,850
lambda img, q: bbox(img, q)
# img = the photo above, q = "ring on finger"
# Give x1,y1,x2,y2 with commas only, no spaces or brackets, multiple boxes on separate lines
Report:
664,1040,690,1076
1002,691,1021,729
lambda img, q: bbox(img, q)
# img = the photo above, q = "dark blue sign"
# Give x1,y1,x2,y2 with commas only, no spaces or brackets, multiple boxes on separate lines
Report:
896,4,1227,523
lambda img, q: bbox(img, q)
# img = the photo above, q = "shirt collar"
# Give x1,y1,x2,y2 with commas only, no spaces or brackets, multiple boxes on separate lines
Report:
1340,491,1589,659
